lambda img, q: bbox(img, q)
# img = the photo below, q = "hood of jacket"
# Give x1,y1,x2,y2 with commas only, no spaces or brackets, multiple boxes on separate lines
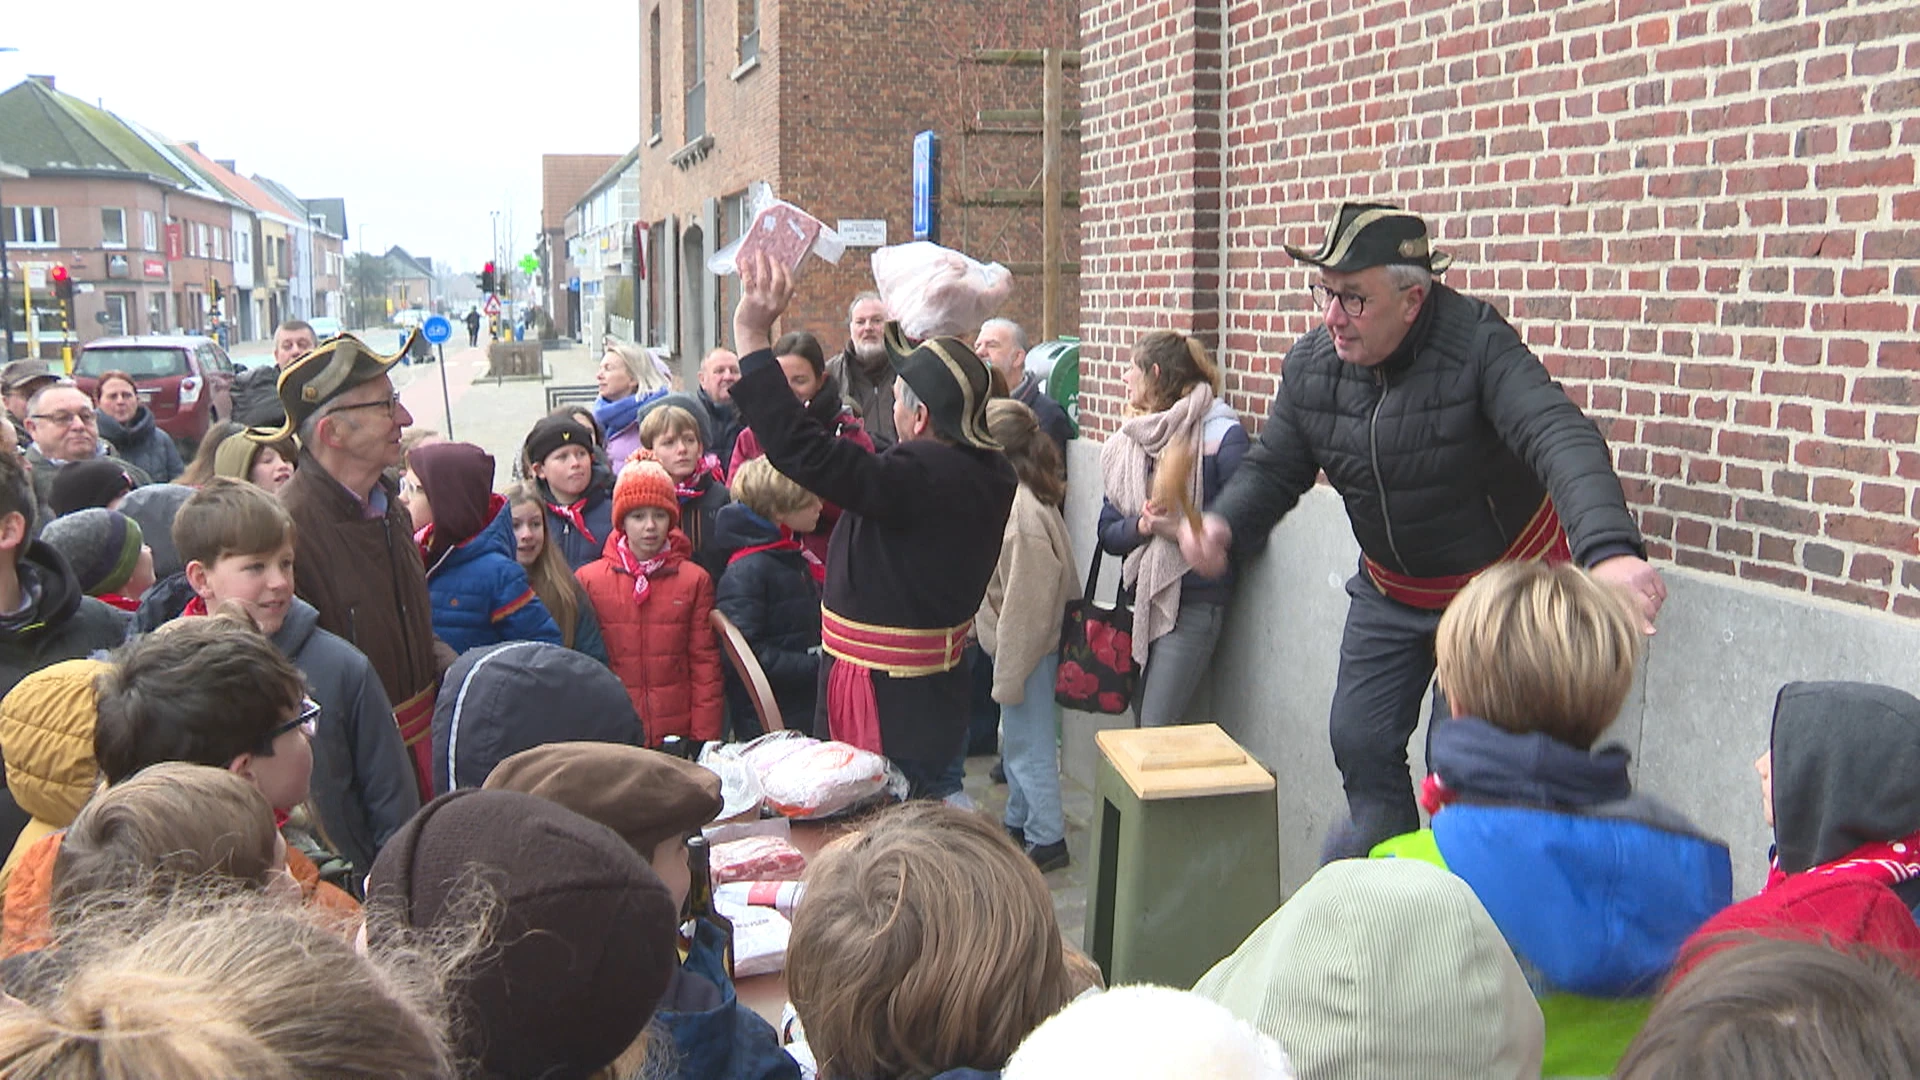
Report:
0,542,86,647
424,494,516,579
711,501,782,553
269,595,324,658
656,919,803,1080
119,483,195,580
411,441,496,548
431,640,643,795
95,406,157,449
1771,681,1920,874
0,658,108,827
1196,858,1544,1080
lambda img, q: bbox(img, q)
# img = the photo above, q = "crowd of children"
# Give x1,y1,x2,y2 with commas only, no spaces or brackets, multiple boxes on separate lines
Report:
0,308,1911,1080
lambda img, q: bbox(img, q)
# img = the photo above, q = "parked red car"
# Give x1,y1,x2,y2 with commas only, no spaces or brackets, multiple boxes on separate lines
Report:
73,335,237,452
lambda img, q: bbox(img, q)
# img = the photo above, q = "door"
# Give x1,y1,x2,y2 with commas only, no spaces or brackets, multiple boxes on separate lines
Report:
103,294,130,338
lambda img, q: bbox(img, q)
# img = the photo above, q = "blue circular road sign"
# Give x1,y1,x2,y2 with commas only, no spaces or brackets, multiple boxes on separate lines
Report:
422,314,453,344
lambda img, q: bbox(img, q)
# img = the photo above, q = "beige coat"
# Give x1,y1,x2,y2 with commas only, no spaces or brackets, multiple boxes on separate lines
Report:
976,484,1080,705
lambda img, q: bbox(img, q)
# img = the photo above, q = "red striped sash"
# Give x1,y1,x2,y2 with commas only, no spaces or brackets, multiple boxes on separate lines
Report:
819,608,971,754
394,684,437,800
1363,497,1572,611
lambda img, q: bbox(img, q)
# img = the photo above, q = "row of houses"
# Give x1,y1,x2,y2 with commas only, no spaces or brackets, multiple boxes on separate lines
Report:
0,75,348,356
535,0,1079,373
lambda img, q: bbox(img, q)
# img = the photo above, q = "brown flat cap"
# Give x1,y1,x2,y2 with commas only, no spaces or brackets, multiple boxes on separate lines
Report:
482,741,724,857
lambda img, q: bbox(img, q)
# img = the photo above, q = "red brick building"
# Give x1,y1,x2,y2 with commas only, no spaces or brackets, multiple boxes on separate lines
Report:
637,0,1080,374
542,153,625,339
1077,0,1920,617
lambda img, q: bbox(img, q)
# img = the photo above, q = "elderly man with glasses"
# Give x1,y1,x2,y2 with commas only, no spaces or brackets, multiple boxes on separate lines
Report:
1180,202,1666,862
21,382,152,515
253,332,453,801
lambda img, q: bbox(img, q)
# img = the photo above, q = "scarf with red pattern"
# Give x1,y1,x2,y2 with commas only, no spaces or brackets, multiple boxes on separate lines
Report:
728,524,827,585
547,495,598,547
611,534,674,606
1767,828,1920,892
674,454,726,501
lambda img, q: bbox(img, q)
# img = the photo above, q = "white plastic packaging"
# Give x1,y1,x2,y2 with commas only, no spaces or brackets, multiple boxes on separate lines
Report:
715,880,806,920
724,903,792,978
758,740,893,819
870,241,1013,340
708,199,846,275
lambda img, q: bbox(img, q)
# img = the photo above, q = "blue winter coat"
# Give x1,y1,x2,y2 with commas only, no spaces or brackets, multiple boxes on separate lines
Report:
711,503,821,734
536,462,616,571
655,919,801,1080
423,495,563,656
1374,716,1732,1077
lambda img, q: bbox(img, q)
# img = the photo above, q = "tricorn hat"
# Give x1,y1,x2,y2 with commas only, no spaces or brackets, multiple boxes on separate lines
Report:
1284,202,1452,274
883,323,1000,451
249,330,416,443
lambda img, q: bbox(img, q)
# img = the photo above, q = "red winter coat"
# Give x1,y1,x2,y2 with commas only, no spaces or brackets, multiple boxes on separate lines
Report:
576,530,724,744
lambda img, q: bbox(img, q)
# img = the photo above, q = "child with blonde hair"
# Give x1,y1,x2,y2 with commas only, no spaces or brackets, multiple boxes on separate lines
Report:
1373,560,1731,1075
713,458,824,736
639,403,732,575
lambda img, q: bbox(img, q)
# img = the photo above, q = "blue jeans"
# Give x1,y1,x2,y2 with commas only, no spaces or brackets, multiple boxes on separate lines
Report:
1134,600,1227,728
1002,653,1064,846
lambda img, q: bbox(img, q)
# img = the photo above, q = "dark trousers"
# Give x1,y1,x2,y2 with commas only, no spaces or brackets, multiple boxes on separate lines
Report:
1325,569,1449,860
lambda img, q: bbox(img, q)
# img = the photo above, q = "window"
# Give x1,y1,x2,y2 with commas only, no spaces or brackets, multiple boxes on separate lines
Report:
101,208,127,248
649,8,663,141
683,0,705,141
195,223,209,258
213,227,225,261
3,206,57,246
235,229,250,266
103,293,130,337
739,0,759,63
142,210,159,251
147,291,166,333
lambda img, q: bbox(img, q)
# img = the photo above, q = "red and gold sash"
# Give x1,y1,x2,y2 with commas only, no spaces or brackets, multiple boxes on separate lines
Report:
394,684,437,800
1363,497,1572,611
820,608,971,753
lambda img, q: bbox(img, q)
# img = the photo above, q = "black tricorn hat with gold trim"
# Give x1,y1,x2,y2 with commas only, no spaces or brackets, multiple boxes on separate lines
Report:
883,323,1001,451
1284,202,1452,274
248,330,416,444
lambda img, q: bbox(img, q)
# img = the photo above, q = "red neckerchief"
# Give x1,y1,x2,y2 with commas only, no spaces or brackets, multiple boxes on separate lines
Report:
611,535,673,606
674,456,725,501
1418,773,1455,817
547,495,598,546
181,595,209,618
99,594,141,612
1766,827,1920,892
728,525,827,584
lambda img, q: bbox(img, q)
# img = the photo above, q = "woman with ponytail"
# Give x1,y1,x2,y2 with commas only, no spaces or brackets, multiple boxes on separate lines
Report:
1097,331,1248,728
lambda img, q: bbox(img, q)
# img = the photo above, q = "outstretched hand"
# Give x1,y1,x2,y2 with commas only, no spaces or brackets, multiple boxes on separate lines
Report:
1179,513,1234,579
1590,554,1667,634
733,251,795,356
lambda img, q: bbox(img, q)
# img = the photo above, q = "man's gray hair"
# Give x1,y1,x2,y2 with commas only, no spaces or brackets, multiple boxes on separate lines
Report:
897,378,922,417
981,318,1028,353
848,291,885,321
1386,264,1433,293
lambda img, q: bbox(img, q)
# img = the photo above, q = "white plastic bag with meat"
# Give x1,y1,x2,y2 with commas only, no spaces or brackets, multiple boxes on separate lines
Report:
870,241,1013,340
708,199,846,275
758,740,893,819
710,835,808,885
724,904,792,978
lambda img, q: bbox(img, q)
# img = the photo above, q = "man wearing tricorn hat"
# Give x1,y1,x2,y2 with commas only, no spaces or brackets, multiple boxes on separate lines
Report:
730,252,1016,800
254,331,452,799
1181,202,1666,859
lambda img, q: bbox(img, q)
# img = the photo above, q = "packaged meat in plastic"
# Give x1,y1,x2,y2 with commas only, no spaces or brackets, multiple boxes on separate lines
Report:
708,199,846,275
870,241,1013,341
715,880,806,920
736,731,820,776
726,903,792,978
710,835,808,885
759,740,893,819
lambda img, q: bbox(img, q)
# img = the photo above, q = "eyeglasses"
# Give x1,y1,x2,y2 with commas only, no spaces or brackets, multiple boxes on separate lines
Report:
29,409,97,427
266,696,321,741
327,391,403,419
1309,282,1414,318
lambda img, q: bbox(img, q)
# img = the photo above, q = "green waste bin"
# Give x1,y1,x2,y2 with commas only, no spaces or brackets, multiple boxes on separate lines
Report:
1084,723,1283,989
1025,338,1081,438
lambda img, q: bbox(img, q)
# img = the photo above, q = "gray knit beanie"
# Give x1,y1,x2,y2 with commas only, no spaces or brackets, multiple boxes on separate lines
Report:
41,509,145,598
119,483,195,580
1194,859,1544,1080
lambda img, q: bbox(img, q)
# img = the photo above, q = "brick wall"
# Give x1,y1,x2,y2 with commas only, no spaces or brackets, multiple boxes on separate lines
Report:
639,0,1079,360
1079,0,1920,616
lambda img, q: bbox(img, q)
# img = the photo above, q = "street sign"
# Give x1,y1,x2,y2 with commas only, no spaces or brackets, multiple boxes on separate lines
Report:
483,295,502,316
422,314,452,344
838,219,888,247
912,131,940,243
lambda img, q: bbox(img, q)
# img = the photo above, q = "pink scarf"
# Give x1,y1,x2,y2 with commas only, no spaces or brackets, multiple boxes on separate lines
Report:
611,535,673,605
675,454,726,501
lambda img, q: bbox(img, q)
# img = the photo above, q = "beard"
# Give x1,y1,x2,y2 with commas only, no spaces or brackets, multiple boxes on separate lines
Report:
852,339,889,370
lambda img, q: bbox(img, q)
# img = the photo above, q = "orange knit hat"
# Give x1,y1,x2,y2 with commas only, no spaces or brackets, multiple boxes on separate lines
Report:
613,453,680,530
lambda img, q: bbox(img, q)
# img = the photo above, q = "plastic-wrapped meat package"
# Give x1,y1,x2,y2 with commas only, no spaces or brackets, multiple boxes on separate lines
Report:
758,740,893,819
737,731,820,775
870,241,1014,341
741,202,821,271
726,904,792,978
710,835,808,885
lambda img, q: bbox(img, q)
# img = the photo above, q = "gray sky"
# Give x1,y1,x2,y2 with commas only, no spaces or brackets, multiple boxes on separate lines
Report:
3,0,639,272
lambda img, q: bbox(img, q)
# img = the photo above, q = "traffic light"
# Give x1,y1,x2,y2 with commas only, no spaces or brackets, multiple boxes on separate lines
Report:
49,265,73,306
211,280,224,305
479,262,497,294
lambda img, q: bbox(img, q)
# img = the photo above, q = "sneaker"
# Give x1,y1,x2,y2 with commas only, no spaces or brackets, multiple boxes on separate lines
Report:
990,759,1007,784
1006,823,1026,847
1025,839,1069,873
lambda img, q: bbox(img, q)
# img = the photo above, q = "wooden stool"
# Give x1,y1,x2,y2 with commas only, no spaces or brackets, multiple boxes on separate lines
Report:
1083,723,1281,989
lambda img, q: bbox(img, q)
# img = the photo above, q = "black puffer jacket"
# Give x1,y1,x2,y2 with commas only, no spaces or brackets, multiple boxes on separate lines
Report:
96,407,184,483
711,503,821,734
1213,283,1643,577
